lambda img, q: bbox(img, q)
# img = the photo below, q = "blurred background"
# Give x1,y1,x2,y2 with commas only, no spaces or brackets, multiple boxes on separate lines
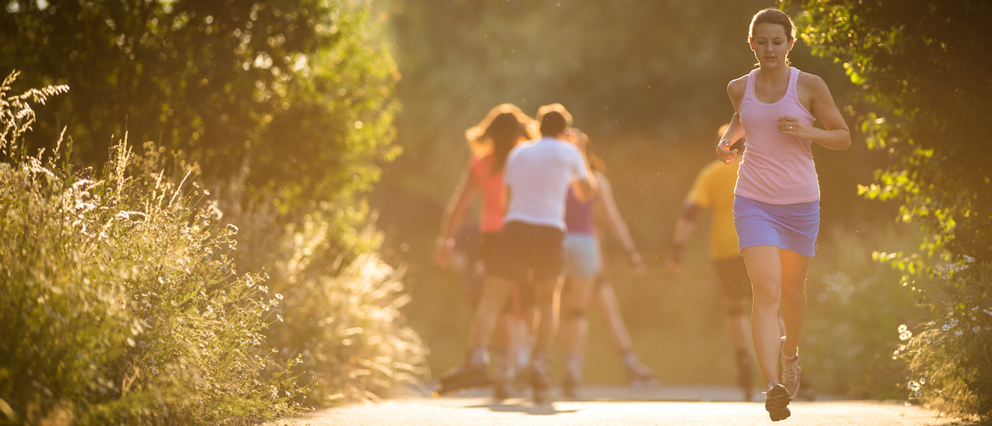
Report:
370,0,916,396
1,2,937,420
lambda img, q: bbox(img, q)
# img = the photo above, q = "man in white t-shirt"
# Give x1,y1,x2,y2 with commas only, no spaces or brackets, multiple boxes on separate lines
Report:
435,104,597,403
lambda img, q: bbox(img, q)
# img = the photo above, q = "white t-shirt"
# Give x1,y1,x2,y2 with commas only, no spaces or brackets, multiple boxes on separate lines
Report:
503,137,589,230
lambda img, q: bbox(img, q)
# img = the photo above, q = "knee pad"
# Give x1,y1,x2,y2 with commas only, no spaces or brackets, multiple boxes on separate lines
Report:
563,307,587,321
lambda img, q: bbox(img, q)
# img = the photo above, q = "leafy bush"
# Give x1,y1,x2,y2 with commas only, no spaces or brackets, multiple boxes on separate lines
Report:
802,225,926,398
0,72,301,425
785,0,992,420
892,258,992,423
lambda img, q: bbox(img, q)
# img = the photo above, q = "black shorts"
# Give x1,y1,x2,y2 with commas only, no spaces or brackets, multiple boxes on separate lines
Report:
713,257,752,300
488,221,565,283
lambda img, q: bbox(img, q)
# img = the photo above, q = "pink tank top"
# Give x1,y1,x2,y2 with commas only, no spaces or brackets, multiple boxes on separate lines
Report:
469,153,505,233
736,67,819,204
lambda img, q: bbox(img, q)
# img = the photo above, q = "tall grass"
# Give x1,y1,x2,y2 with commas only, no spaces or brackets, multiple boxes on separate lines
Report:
215,176,428,405
0,69,429,424
0,72,302,425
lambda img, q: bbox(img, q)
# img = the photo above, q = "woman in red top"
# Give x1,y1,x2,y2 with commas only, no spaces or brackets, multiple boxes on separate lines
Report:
434,103,537,398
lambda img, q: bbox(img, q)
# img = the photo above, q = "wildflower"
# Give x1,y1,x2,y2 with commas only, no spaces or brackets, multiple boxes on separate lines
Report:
954,330,963,336
984,307,992,316
277,314,284,322
275,293,283,301
942,317,959,331
973,326,981,333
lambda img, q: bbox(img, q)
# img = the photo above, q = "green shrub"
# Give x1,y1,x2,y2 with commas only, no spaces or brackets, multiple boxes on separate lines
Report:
0,72,301,425
893,258,992,423
802,225,926,398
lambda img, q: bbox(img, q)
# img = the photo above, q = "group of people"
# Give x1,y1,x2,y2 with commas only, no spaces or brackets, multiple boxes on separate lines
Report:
431,8,850,422
433,102,657,402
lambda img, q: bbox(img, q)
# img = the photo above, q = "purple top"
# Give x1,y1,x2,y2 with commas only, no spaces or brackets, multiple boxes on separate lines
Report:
565,187,597,235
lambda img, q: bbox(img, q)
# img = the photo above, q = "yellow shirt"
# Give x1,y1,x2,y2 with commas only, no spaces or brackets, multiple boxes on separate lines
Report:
686,157,742,260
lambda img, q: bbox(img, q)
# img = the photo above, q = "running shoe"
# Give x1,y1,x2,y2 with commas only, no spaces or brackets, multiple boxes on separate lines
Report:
622,353,659,387
433,361,492,397
778,346,801,400
764,382,791,421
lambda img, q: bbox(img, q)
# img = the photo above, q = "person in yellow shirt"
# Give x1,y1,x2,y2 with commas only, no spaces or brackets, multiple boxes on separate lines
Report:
667,124,755,401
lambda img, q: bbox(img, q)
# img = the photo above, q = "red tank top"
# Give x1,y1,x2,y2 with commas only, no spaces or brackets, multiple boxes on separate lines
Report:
469,153,505,233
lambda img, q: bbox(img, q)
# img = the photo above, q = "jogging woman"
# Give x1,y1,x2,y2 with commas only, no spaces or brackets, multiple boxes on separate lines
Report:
716,8,850,421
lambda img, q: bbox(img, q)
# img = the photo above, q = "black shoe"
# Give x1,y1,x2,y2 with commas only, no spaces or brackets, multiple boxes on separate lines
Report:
764,383,791,421
434,362,492,396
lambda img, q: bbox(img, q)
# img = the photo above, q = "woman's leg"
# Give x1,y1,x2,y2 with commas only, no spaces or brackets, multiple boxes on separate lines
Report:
560,277,596,358
779,249,810,358
592,281,632,353
741,245,784,387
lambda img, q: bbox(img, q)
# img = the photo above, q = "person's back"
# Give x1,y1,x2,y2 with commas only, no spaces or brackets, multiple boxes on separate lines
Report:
469,153,506,234
503,137,587,230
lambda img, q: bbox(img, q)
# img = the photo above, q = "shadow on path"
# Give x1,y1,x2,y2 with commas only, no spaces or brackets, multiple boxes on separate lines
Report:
466,400,582,416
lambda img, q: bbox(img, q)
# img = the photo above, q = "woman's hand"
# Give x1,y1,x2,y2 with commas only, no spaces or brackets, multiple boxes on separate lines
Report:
716,139,738,164
433,237,454,268
777,116,809,139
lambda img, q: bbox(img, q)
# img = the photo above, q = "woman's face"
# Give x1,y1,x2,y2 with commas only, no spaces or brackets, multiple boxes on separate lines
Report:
749,22,792,68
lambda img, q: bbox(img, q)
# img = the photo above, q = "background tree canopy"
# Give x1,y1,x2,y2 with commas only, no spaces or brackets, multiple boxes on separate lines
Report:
785,0,992,418
785,0,992,261
373,0,886,261
1,0,399,204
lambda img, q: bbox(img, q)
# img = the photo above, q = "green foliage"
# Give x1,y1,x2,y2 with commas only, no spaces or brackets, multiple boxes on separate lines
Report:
0,0,400,205
786,0,992,420
787,0,992,260
0,72,302,425
895,259,992,423
803,226,926,398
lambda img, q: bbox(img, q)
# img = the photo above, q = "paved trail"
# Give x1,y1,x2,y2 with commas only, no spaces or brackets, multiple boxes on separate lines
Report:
277,385,967,426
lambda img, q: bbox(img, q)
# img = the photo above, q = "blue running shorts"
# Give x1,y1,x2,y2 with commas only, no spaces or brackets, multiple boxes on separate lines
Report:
733,195,819,257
